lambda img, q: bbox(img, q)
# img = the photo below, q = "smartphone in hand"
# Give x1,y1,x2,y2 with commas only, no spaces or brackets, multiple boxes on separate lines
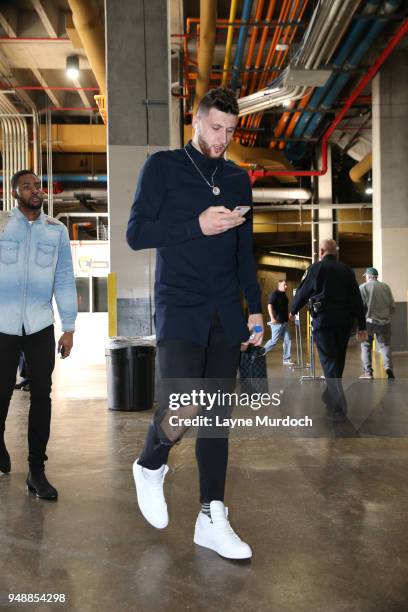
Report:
233,205,251,216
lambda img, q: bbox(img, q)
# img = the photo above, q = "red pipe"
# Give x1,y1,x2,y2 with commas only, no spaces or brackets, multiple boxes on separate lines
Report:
249,18,408,178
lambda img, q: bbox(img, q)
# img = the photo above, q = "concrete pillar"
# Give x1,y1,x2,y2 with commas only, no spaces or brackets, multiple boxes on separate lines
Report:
317,145,334,244
106,0,170,335
372,50,408,350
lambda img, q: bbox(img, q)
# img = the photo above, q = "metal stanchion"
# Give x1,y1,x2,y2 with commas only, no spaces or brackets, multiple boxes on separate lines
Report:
291,313,305,371
300,306,324,382
291,288,308,373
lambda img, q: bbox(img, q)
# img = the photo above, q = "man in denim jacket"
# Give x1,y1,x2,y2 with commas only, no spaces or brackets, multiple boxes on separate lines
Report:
0,170,77,499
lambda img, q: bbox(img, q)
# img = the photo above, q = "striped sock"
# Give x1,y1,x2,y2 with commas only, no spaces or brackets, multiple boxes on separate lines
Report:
201,502,211,518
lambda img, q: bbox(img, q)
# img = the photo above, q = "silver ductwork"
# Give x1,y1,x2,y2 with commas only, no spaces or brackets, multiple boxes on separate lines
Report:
252,187,312,202
0,95,31,210
238,0,362,116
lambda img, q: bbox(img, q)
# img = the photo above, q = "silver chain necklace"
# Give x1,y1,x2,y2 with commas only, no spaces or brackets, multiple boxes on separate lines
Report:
184,147,221,196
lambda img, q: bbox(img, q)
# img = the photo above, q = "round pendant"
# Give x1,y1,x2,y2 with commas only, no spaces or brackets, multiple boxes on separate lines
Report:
212,186,221,196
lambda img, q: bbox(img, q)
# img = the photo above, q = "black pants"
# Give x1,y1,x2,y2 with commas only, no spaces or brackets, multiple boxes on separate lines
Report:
0,325,55,468
313,325,350,414
138,317,241,503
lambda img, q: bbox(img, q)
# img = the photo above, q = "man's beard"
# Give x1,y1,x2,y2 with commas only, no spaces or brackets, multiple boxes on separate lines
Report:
18,196,43,211
197,134,227,159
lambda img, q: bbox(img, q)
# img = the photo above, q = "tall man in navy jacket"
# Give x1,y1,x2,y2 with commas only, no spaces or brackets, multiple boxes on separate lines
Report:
126,88,263,560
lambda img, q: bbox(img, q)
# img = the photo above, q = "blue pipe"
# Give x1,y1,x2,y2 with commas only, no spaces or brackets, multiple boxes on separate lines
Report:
44,174,107,182
302,0,401,138
230,0,254,91
0,174,107,183
289,0,383,148
303,20,386,138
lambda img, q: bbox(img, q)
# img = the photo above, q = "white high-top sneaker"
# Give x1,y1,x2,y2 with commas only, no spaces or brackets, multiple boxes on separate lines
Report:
193,501,252,559
133,459,169,529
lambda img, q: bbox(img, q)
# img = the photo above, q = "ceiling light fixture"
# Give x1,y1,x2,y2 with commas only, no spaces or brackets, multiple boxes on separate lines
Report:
66,55,79,80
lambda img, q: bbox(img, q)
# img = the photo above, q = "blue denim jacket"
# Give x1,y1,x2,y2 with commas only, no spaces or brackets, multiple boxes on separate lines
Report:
0,207,78,335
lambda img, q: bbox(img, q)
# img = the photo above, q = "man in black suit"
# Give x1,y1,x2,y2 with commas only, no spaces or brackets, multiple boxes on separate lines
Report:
289,239,367,421
126,88,263,559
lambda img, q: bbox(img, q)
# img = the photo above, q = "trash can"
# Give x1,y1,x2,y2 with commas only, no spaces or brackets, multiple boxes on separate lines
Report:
105,337,155,411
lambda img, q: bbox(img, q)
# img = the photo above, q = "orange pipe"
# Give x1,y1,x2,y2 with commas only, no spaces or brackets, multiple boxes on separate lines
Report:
241,0,265,95
250,0,301,145
276,90,313,149
72,222,92,241
258,0,293,91
270,102,295,146
187,17,300,29
248,0,309,146
243,0,288,144
240,0,275,138
247,0,276,96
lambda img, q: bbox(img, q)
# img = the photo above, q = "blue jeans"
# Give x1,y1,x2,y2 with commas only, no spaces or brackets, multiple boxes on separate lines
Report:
263,322,291,361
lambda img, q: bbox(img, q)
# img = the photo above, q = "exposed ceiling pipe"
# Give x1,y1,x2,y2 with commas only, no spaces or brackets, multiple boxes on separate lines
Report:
240,0,266,96
274,0,361,148
246,0,276,97
44,189,107,198
238,0,361,117
349,152,372,189
230,0,254,90
288,0,382,148
241,0,294,142
300,0,402,142
240,0,309,120
72,222,92,240
193,0,217,112
239,0,276,142
252,187,312,202
0,95,29,210
66,0,106,95
221,0,238,87
247,17,408,176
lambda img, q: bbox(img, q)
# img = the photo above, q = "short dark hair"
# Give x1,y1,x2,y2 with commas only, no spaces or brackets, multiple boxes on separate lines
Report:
278,279,286,284
11,169,38,191
197,88,239,116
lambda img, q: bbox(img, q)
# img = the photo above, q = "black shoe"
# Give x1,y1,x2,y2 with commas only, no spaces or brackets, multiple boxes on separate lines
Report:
26,470,58,500
0,443,11,474
386,369,395,380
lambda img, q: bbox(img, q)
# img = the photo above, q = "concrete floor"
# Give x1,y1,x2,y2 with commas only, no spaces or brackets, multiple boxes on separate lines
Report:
1,314,408,612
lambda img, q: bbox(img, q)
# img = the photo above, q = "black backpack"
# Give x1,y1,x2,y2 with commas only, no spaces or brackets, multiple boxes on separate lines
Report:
239,345,268,394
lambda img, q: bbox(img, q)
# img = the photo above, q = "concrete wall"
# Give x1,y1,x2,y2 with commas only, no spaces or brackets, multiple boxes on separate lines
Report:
372,50,408,350
106,0,170,336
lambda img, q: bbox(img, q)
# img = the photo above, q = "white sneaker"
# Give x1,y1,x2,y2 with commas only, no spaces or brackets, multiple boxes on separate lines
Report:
282,359,294,365
133,459,169,529
193,501,252,559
